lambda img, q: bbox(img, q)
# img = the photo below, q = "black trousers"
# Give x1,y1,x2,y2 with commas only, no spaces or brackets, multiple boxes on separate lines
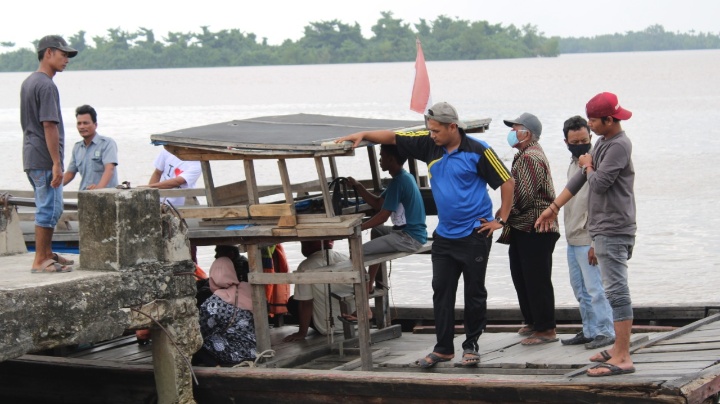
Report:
508,229,560,332
431,230,492,355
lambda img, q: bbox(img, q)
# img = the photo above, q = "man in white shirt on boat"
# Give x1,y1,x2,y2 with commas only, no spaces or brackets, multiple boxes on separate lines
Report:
283,240,354,341
144,148,202,207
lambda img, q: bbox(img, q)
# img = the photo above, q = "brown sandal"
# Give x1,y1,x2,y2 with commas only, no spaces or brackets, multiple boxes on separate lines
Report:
31,259,73,273
52,253,75,265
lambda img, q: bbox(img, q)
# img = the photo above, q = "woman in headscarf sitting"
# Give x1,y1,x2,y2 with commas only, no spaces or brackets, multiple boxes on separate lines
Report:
196,245,256,366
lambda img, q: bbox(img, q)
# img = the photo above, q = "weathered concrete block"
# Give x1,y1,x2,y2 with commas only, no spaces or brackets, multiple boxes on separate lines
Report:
78,188,163,270
0,208,27,256
162,213,191,263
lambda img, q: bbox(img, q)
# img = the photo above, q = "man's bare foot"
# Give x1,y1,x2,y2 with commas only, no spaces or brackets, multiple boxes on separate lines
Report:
341,311,373,322
283,332,307,342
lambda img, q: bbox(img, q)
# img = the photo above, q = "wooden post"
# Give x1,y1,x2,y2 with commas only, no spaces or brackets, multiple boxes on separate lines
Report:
315,157,334,217
277,159,294,204
407,158,420,185
375,261,390,329
243,160,259,205
200,160,217,207
248,244,271,355
349,226,373,371
329,156,339,179
367,145,382,191
242,159,272,355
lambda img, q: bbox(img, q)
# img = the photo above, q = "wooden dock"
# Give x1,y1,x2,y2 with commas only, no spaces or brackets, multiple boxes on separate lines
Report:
2,313,718,403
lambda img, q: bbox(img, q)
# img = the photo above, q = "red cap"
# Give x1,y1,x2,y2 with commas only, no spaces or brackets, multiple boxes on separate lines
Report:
586,92,632,120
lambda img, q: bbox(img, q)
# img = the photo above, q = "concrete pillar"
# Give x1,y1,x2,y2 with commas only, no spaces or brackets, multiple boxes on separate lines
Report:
0,207,27,256
78,188,164,270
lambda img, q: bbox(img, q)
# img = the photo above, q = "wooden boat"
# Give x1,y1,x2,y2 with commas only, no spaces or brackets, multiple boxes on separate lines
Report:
3,113,719,403
1,312,719,403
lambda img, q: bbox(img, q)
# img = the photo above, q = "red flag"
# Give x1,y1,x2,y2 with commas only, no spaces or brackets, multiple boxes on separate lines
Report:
410,39,432,114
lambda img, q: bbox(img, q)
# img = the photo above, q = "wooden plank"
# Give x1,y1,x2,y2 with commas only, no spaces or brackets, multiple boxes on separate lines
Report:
276,215,297,227
176,205,250,219
635,313,720,351
632,350,720,363
664,363,720,404
297,214,344,223
271,228,298,237
248,203,294,217
249,272,361,285
331,347,391,371
641,341,720,353
197,218,279,227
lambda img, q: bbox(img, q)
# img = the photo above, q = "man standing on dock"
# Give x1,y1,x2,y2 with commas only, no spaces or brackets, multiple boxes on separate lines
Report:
336,102,514,368
558,116,615,350
536,92,637,377
63,105,119,190
20,35,77,273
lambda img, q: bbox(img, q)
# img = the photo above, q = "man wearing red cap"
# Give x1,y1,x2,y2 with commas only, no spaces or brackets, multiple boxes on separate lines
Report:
536,92,636,377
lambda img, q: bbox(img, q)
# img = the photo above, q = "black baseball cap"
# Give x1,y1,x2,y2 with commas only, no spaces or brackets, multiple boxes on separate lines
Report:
37,35,78,58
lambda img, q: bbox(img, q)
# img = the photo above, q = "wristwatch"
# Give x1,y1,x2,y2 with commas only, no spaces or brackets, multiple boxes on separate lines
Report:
495,217,507,226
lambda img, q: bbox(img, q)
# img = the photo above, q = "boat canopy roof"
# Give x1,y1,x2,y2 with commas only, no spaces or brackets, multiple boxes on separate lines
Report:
151,113,426,151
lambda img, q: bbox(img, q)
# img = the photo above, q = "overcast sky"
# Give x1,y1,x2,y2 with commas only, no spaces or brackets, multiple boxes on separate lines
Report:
1,0,718,52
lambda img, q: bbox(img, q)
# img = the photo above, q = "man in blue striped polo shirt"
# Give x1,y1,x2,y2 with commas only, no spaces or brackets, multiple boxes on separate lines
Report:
336,102,514,368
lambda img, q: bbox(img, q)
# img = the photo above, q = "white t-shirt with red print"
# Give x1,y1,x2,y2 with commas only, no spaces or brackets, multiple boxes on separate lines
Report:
152,149,202,206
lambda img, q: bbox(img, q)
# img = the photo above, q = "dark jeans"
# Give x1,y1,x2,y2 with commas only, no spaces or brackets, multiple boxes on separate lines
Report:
431,230,492,355
508,229,560,332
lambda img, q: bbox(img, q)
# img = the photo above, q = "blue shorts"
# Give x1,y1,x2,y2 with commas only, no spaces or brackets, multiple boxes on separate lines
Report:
26,169,63,228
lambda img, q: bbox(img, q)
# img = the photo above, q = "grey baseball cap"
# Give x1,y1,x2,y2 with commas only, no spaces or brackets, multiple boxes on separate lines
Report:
37,35,78,58
425,102,467,129
503,112,542,137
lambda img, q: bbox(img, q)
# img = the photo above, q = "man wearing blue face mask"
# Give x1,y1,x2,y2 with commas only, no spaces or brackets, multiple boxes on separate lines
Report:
498,112,560,346
560,116,615,350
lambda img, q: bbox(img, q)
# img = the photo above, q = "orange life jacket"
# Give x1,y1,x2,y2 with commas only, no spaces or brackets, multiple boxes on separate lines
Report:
262,244,290,316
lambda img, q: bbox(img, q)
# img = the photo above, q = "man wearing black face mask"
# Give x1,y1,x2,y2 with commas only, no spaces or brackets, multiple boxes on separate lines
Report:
560,116,615,350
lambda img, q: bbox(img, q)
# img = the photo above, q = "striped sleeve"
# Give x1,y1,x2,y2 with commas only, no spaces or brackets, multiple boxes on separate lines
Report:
478,146,511,189
395,130,435,163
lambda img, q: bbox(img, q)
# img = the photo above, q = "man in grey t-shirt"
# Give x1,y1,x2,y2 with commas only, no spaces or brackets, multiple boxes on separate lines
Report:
537,92,636,377
21,35,77,273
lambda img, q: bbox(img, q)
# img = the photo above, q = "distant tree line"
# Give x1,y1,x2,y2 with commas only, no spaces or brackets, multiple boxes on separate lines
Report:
559,24,720,53
0,12,717,72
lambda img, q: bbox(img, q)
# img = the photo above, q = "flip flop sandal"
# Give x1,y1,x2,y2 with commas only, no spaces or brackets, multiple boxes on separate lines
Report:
31,259,73,274
586,362,636,377
415,352,452,369
590,349,612,363
455,349,481,367
52,253,75,265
